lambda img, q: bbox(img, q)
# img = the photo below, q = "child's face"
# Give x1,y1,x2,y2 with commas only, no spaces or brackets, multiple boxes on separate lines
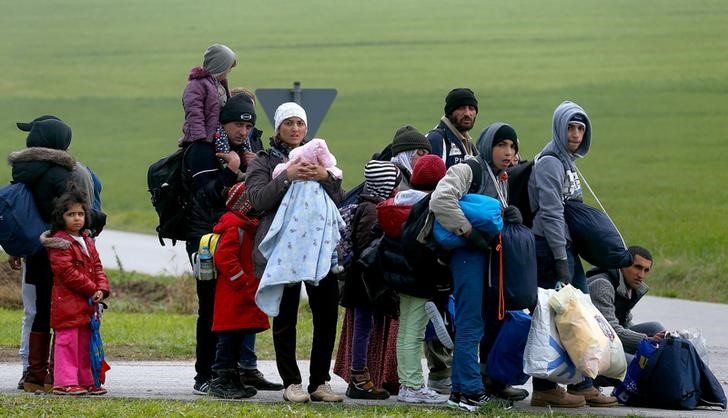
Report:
63,203,85,236
491,139,517,170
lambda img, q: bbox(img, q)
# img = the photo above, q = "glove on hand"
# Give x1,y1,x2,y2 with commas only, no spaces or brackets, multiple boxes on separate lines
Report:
463,228,492,252
554,258,572,285
503,205,523,225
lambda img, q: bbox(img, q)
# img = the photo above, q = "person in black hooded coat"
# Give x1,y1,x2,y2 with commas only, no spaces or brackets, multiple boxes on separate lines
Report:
7,118,77,392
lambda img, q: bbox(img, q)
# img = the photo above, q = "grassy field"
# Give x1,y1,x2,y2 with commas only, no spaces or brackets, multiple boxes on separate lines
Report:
1,0,727,302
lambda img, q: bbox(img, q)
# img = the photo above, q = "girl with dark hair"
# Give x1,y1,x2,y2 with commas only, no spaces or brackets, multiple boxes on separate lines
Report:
39,188,110,395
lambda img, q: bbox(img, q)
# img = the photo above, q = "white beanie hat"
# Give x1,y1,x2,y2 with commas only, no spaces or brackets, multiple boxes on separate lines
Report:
274,102,308,133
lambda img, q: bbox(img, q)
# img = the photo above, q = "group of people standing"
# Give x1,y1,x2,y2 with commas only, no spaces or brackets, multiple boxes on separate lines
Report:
8,42,667,412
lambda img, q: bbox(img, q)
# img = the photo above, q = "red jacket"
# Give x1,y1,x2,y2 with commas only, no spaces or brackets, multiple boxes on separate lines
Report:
212,212,269,332
41,230,110,330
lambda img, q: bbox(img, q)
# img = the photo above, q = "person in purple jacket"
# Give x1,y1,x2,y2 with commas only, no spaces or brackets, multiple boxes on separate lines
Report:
179,43,237,146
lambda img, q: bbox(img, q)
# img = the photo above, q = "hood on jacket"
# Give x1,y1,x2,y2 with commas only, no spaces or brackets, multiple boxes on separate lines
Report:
541,101,591,164
213,211,258,234
40,229,91,250
188,66,212,81
476,122,519,170
24,119,72,150
8,147,76,171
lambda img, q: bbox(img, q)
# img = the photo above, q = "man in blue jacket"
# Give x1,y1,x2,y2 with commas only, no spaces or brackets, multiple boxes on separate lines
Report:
426,88,479,168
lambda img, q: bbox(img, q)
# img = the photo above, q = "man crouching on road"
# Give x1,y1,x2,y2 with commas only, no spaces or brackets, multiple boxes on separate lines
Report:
587,245,666,387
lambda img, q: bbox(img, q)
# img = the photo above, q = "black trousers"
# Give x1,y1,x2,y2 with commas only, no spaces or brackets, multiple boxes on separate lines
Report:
186,239,217,383
26,249,52,333
272,274,339,392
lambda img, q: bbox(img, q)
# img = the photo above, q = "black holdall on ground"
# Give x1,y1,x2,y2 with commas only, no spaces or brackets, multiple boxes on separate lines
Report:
147,146,192,246
626,336,727,410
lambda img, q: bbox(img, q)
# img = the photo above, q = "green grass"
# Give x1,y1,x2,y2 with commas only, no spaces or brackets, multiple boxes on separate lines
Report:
0,301,341,360
0,396,564,418
1,0,727,302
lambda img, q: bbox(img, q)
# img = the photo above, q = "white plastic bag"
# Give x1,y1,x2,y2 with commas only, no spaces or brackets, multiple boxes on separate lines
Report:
548,284,626,380
672,329,709,365
524,288,585,384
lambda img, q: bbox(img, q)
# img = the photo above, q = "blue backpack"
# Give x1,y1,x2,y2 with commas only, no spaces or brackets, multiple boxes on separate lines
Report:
626,336,726,410
0,183,49,257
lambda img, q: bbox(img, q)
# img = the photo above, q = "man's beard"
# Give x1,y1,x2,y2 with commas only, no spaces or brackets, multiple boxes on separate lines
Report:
449,115,475,133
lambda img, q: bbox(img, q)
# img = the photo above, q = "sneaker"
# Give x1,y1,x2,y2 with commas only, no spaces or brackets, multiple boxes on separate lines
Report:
52,385,87,396
447,392,461,409
459,391,514,412
239,369,284,391
310,383,343,402
86,386,108,395
283,383,310,403
531,386,586,408
427,376,452,395
192,379,210,395
346,368,389,400
209,369,257,399
397,385,446,404
567,386,618,407
424,301,454,350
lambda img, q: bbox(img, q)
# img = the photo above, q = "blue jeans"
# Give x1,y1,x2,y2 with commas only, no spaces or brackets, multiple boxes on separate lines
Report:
534,238,587,293
238,333,257,370
213,330,253,372
450,248,486,396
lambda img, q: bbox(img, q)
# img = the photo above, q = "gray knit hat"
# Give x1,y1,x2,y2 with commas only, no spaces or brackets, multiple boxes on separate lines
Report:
391,125,431,156
364,160,401,199
203,44,236,78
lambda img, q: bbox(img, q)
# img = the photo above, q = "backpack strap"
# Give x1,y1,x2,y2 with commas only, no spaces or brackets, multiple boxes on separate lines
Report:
463,159,483,194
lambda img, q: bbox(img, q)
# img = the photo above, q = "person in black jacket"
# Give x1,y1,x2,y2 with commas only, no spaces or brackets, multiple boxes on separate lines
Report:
184,94,255,395
8,118,76,392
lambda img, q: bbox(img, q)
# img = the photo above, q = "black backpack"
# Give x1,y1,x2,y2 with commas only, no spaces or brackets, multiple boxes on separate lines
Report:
506,152,557,228
147,146,192,246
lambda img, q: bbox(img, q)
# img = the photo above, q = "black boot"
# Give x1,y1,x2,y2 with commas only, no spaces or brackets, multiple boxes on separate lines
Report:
239,369,283,391
209,369,256,399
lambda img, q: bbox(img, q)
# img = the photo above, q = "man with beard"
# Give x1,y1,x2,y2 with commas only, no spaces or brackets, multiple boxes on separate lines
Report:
421,87,479,395
427,88,479,168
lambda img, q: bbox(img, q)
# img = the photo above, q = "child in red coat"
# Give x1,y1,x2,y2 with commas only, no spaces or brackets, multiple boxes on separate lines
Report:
208,182,270,399
40,188,110,396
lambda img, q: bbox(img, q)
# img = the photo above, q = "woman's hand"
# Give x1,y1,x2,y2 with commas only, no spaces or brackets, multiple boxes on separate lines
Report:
92,290,104,303
7,256,21,271
309,164,330,181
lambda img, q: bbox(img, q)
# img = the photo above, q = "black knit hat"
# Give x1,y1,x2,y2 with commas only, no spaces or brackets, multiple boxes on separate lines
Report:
492,125,519,154
444,88,478,116
220,94,256,126
391,125,431,155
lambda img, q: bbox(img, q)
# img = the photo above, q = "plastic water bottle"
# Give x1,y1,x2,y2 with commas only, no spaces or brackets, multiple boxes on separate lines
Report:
198,245,215,281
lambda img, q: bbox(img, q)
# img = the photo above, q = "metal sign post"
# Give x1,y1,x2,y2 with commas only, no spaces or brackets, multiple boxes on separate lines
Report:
256,81,337,139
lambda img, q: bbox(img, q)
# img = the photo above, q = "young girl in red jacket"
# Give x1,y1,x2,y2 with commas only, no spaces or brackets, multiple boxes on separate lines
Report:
208,182,270,399
40,187,110,396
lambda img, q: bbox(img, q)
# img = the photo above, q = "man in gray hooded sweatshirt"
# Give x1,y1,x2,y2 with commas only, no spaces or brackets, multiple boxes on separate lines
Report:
528,101,617,408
